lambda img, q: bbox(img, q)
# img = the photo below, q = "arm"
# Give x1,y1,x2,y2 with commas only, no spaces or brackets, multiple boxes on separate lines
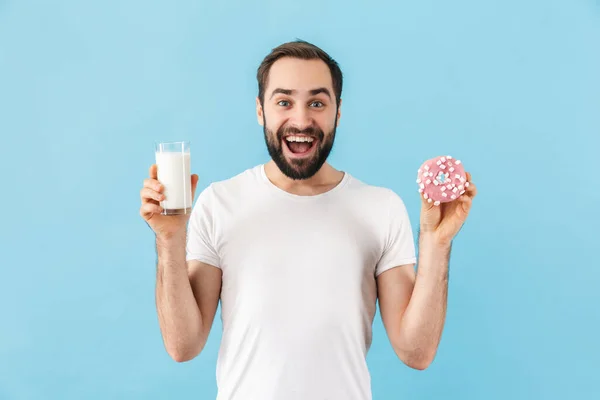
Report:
155,231,222,363
378,172,476,370
377,232,451,370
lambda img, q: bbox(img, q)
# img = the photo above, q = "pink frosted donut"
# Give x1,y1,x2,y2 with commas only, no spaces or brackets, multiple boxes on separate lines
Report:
417,155,469,206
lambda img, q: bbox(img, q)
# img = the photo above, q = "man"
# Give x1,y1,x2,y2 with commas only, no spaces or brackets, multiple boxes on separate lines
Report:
139,40,477,399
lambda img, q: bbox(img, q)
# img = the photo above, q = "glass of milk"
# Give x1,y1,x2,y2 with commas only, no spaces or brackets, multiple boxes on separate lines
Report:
155,141,192,215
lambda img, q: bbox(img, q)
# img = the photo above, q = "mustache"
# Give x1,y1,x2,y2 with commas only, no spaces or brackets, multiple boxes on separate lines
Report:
277,125,324,141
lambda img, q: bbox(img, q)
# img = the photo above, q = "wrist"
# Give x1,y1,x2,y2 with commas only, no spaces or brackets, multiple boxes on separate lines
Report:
419,230,452,249
156,229,187,246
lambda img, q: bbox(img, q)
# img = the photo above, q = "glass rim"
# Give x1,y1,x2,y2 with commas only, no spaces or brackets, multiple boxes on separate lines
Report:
155,140,190,145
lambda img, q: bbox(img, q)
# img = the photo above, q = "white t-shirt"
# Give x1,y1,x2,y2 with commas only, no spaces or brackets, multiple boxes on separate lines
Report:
186,164,417,400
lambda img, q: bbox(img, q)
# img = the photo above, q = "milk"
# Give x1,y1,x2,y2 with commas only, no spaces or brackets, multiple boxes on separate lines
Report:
155,151,192,215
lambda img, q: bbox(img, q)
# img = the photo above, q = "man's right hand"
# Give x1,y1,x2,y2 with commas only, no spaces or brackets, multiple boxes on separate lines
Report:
140,164,199,238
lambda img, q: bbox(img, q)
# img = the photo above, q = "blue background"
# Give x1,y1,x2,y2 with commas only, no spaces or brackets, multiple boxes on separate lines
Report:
1,0,598,399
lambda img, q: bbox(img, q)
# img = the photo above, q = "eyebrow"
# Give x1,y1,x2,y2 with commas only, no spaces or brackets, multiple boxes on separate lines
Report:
269,87,332,100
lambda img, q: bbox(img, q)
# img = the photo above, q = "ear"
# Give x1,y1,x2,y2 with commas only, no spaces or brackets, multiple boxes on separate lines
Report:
256,97,264,126
336,98,342,126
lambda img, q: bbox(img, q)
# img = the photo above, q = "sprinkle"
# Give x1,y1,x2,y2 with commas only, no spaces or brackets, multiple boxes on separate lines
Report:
465,182,470,187
441,157,446,162
455,160,461,165
418,169,422,173
460,190,465,195
455,174,461,179
424,193,428,199
447,184,453,189
434,201,440,206
420,183,425,189
418,188,423,193
449,167,454,172
424,165,430,170
451,194,456,199
426,179,431,184
433,180,439,186
453,187,458,193
436,160,442,166
428,198,432,203
440,186,446,192
416,178,421,183
447,155,452,159
440,164,446,169
458,185,464,190
442,192,447,197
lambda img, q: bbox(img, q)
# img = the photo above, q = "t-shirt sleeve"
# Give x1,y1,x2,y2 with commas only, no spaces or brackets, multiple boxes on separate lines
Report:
375,189,417,277
185,184,221,268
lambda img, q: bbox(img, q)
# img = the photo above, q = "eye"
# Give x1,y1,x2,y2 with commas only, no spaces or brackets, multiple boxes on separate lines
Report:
310,101,324,108
277,100,291,107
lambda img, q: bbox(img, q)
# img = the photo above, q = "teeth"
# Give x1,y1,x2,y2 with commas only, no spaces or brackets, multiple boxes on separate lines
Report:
286,136,314,143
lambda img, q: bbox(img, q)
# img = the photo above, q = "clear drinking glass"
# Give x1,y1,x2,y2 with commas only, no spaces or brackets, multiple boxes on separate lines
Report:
155,141,192,215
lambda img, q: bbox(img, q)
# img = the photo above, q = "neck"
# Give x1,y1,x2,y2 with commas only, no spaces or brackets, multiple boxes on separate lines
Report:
264,160,345,196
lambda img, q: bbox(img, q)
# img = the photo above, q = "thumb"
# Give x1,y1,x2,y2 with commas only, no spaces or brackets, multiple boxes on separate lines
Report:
191,174,199,201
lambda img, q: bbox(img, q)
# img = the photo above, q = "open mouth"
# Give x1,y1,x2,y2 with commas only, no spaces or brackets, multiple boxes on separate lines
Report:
283,135,318,157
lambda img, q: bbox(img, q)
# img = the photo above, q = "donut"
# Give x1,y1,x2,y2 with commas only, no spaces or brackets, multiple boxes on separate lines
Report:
416,155,469,206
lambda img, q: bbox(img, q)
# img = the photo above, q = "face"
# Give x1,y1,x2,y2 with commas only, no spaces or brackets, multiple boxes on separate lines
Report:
257,57,341,180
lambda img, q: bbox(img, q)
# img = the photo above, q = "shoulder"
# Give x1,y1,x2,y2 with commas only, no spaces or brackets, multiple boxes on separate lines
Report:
194,164,263,205
344,173,409,210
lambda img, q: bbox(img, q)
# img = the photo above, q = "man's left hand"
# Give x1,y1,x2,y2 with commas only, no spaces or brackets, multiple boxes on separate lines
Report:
419,172,477,244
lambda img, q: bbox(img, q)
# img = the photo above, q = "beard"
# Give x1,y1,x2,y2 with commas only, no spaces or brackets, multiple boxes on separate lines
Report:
263,113,337,180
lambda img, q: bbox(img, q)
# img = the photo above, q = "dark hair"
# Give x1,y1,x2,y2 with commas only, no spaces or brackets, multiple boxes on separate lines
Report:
256,39,343,107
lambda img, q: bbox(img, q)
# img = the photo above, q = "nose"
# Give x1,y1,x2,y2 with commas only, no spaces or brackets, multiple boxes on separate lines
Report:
288,106,313,131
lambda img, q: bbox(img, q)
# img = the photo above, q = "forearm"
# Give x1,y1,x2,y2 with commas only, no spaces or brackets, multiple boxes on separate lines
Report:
155,231,203,361
396,232,451,368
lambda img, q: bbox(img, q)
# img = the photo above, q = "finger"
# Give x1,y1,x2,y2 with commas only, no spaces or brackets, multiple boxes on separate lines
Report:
464,180,477,198
140,202,163,219
466,171,472,182
149,164,158,179
191,174,199,201
140,187,165,203
143,178,163,192
461,196,473,214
